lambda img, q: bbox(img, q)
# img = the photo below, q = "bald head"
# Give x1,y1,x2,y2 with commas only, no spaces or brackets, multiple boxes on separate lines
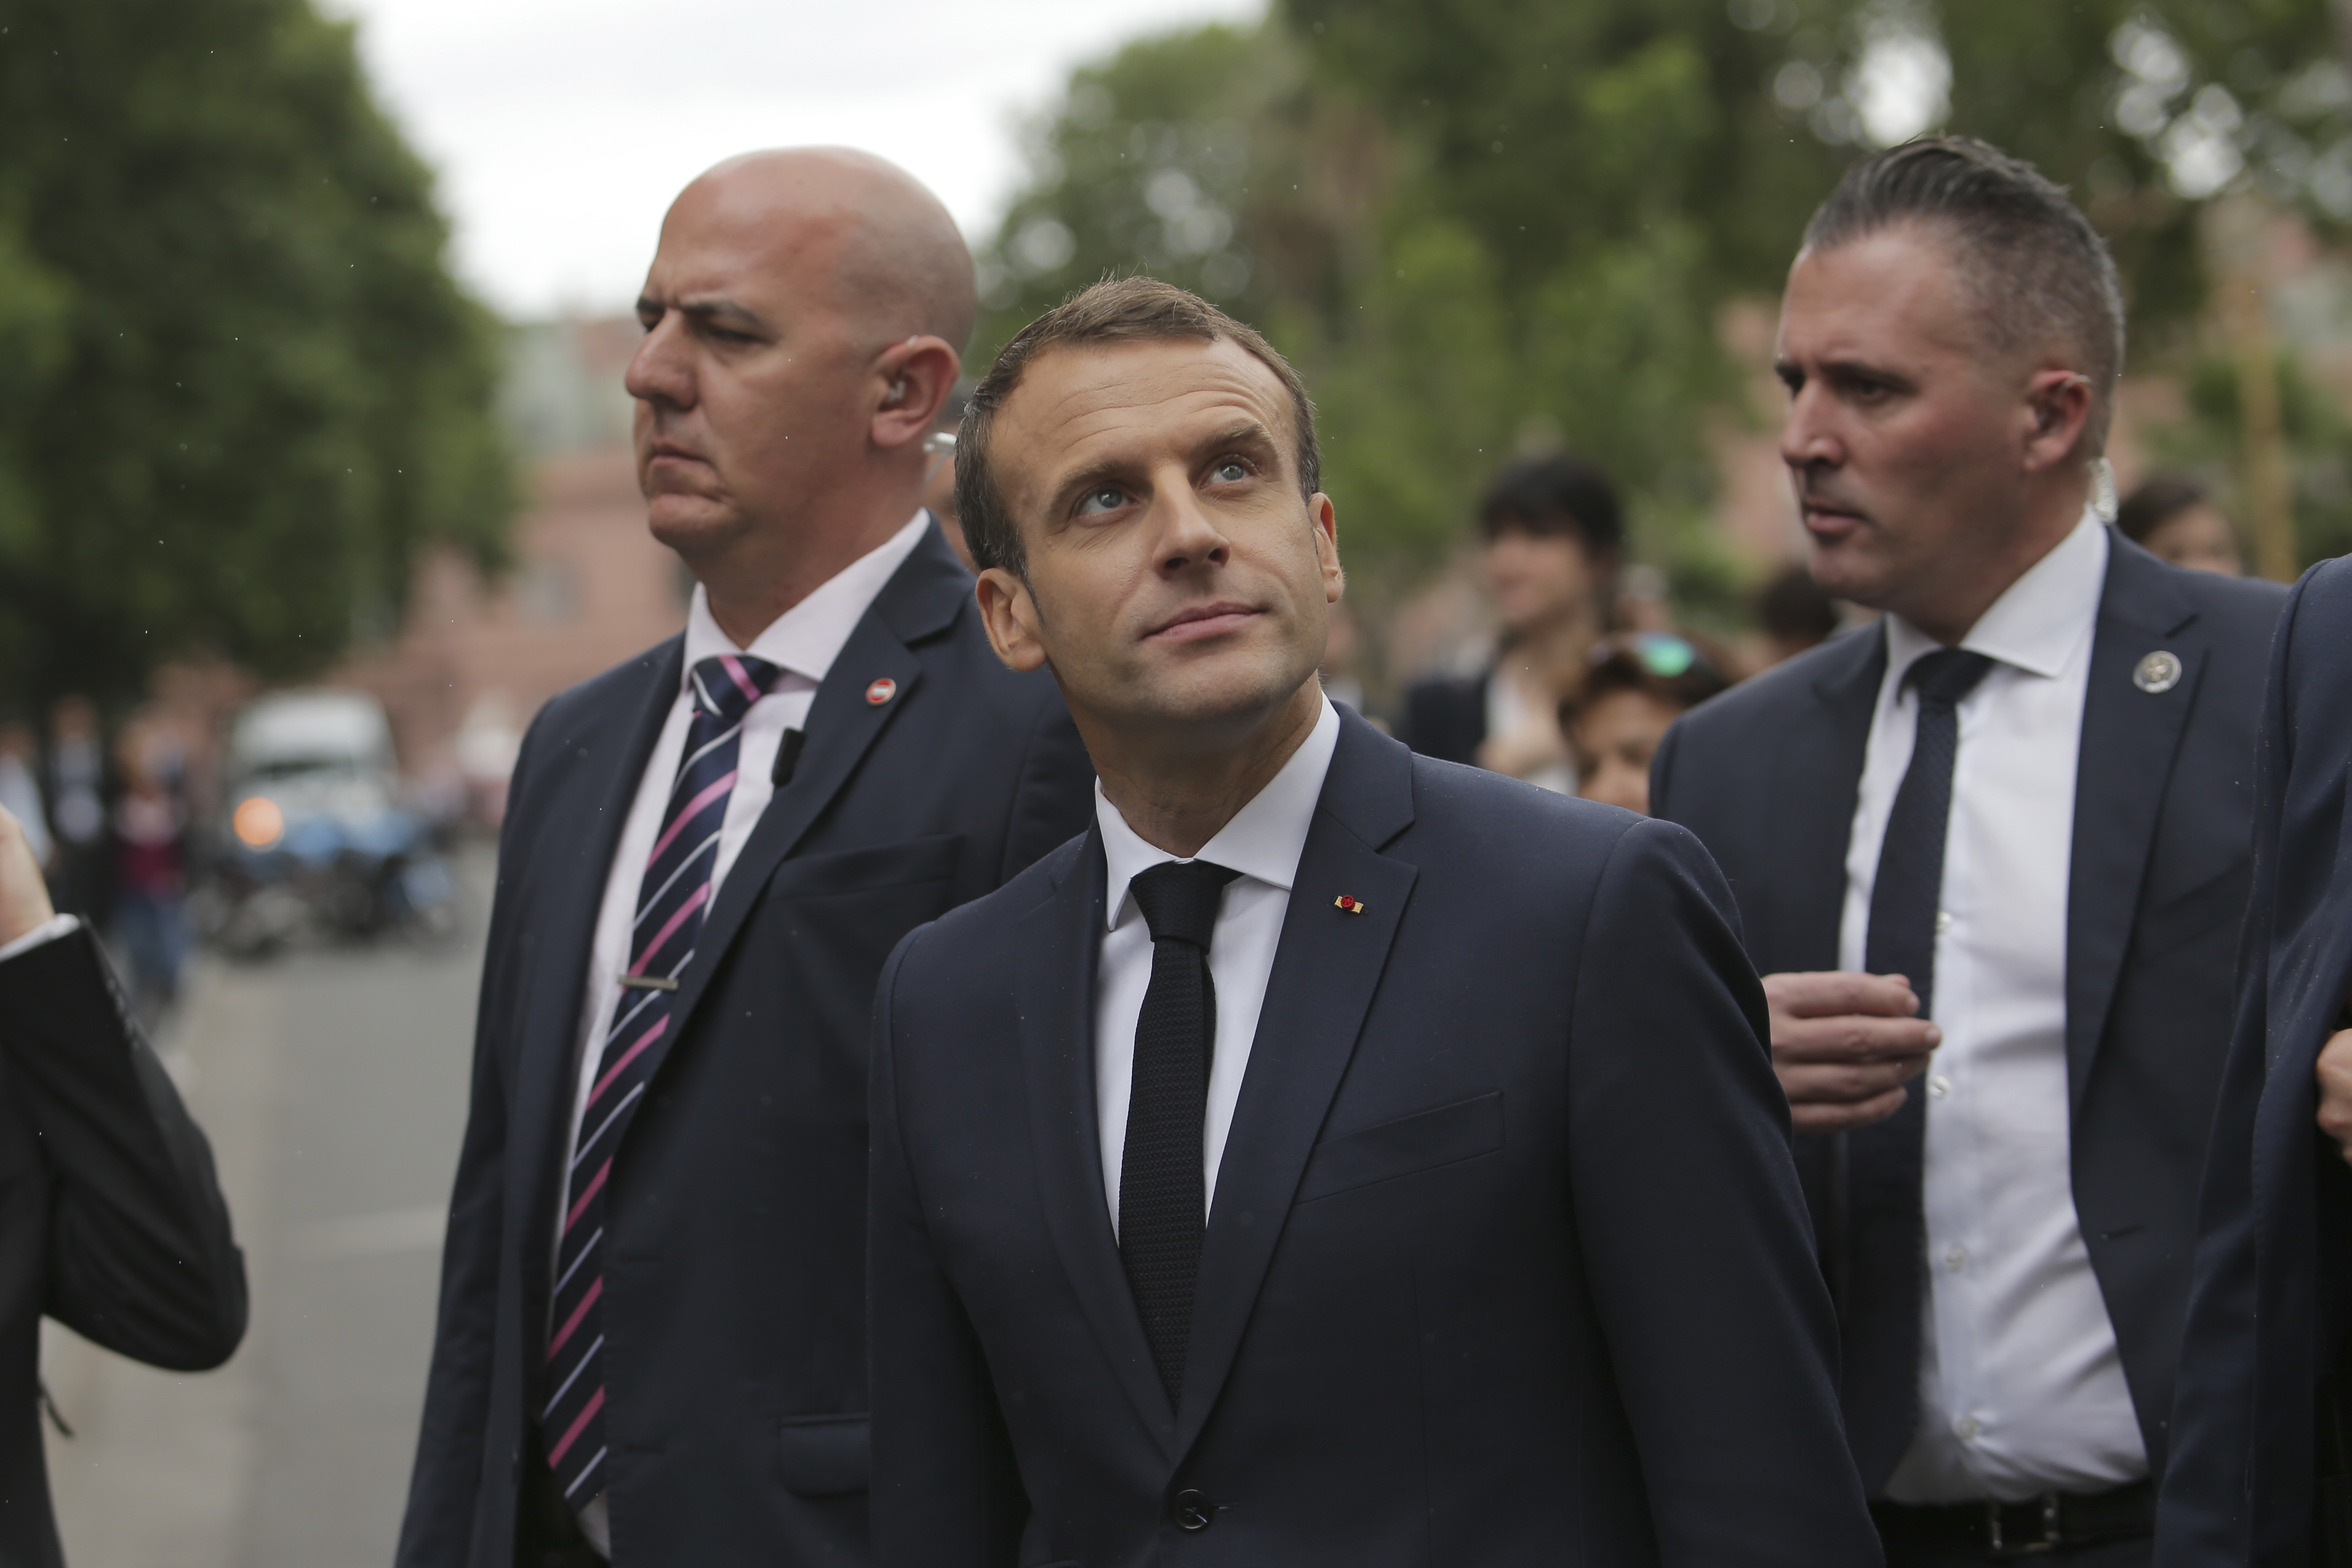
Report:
627,147,976,645
671,147,976,353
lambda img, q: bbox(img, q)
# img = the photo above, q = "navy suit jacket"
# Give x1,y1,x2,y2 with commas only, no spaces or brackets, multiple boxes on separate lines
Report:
1651,531,2286,1493
868,709,1881,1567
2159,556,2352,1567
396,521,1093,1567
0,927,246,1568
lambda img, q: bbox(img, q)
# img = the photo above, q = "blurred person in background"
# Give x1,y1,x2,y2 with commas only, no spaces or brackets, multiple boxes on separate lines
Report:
1616,560,1677,633
43,696,108,919
1757,559,1847,668
0,724,49,872
398,148,1092,1568
109,724,191,1032
1651,137,2286,1564
1398,453,1623,791
1561,632,1729,815
1318,599,1373,717
0,799,247,1568
2115,475,2242,577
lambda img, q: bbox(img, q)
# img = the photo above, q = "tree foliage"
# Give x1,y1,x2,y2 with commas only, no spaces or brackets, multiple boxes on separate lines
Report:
0,0,513,710
973,0,2352,601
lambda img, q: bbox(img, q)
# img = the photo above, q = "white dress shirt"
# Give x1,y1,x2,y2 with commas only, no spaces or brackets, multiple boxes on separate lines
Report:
554,511,927,1554
1837,512,2148,1503
1094,697,1340,1232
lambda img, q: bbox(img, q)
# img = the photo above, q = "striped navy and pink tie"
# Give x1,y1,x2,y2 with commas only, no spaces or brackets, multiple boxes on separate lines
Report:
543,652,781,1510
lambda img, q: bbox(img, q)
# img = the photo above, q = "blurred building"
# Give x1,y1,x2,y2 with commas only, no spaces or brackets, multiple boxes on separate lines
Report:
333,317,685,822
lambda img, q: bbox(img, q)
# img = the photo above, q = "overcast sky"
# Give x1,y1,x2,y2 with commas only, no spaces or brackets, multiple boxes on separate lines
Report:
321,0,1263,319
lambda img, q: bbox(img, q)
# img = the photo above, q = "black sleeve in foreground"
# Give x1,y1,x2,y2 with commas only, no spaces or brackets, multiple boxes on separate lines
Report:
0,925,245,1372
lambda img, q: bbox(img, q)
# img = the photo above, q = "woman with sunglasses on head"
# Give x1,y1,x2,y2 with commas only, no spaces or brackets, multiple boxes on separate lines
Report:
1560,633,1730,816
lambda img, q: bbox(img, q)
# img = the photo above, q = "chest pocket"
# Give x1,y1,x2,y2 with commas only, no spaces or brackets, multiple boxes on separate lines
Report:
769,832,963,900
1296,1091,1504,1204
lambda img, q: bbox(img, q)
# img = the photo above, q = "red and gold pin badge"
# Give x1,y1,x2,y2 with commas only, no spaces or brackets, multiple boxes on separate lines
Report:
865,678,897,706
1333,894,1367,915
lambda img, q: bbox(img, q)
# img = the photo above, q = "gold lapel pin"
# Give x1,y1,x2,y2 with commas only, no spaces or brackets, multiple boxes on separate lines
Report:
1333,894,1366,914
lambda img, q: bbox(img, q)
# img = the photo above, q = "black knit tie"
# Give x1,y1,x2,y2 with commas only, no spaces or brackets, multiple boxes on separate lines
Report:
1121,858,1239,1407
1844,645,1995,1485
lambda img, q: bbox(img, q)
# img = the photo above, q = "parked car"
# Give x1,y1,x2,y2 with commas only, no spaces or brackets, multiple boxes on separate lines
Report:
192,691,458,955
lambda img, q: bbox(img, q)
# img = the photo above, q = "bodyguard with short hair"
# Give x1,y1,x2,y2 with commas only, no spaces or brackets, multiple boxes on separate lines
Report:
1651,137,2287,1564
866,275,1880,1565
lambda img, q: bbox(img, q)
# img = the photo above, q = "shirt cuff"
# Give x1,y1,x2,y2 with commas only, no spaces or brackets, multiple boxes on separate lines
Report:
0,914,81,965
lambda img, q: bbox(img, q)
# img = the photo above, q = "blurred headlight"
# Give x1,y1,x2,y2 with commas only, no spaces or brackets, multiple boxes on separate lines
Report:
233,795,286,850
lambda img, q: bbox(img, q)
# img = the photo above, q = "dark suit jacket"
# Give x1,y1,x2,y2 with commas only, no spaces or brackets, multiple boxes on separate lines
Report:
1396,670,1487,767
2157,556,2352,1567
1651,531,2287,1493
0,925,247,1568
396,522,1093,1568
868,710,1881,1567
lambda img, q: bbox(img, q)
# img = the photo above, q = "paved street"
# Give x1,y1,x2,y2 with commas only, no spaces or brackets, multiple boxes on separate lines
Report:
42,850,491,1568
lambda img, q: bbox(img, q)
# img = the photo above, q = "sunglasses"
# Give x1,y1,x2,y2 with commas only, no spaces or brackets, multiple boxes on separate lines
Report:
1592,632,1702,680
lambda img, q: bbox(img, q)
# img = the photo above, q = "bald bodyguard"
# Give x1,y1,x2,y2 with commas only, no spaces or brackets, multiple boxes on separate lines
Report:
396,149,1092,1568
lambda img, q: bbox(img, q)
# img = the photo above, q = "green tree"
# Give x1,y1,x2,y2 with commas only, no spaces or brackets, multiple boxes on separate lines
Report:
974,10,1847,610
0,0,513,710
976,0,2352,625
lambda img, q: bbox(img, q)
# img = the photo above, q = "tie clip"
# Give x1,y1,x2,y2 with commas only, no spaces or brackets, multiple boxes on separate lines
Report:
617,974,680,992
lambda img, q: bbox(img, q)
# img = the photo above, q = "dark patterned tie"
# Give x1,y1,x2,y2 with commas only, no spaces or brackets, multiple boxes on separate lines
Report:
543,652,780,1509
1120,858,1239,1407
1844,645,1994,1486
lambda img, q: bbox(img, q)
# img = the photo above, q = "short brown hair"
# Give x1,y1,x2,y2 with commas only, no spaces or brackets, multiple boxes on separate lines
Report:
955,275,1320,575
1803,136,2126,457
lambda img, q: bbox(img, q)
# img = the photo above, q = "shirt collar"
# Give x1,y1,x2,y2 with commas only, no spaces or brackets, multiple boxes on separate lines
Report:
1884,507,2109,688
680,511,931,685
1097,695,1343,933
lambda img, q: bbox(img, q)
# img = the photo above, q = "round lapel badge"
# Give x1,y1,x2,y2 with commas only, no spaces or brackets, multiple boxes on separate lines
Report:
865,677,898,706
2133,650,2182,695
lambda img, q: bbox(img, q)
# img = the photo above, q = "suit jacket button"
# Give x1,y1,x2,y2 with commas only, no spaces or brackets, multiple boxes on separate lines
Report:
1171,1488,1214,1531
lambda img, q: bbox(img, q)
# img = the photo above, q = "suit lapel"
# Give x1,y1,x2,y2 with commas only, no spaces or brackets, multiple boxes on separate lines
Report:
1764,626,1885,972
1015,831,1180,1451
1174,713,1418,1456
511,640,683,1312
2064,536,2202,1104
659,523,970,1052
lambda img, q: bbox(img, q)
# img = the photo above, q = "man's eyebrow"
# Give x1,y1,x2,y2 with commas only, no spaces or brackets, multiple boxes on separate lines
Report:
638,295,770,332
1200,419,1278,455
1781,353,1910,386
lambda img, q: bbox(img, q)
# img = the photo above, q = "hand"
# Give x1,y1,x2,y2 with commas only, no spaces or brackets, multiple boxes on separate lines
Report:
1762,970,1943,1134
0,803,56,948
2315,1028,2352,1164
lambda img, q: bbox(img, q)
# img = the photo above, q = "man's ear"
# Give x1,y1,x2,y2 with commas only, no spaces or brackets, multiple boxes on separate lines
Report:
974,567,1049,673
1311,493,1345,605
873,336,962,451
2020,369,2094,475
